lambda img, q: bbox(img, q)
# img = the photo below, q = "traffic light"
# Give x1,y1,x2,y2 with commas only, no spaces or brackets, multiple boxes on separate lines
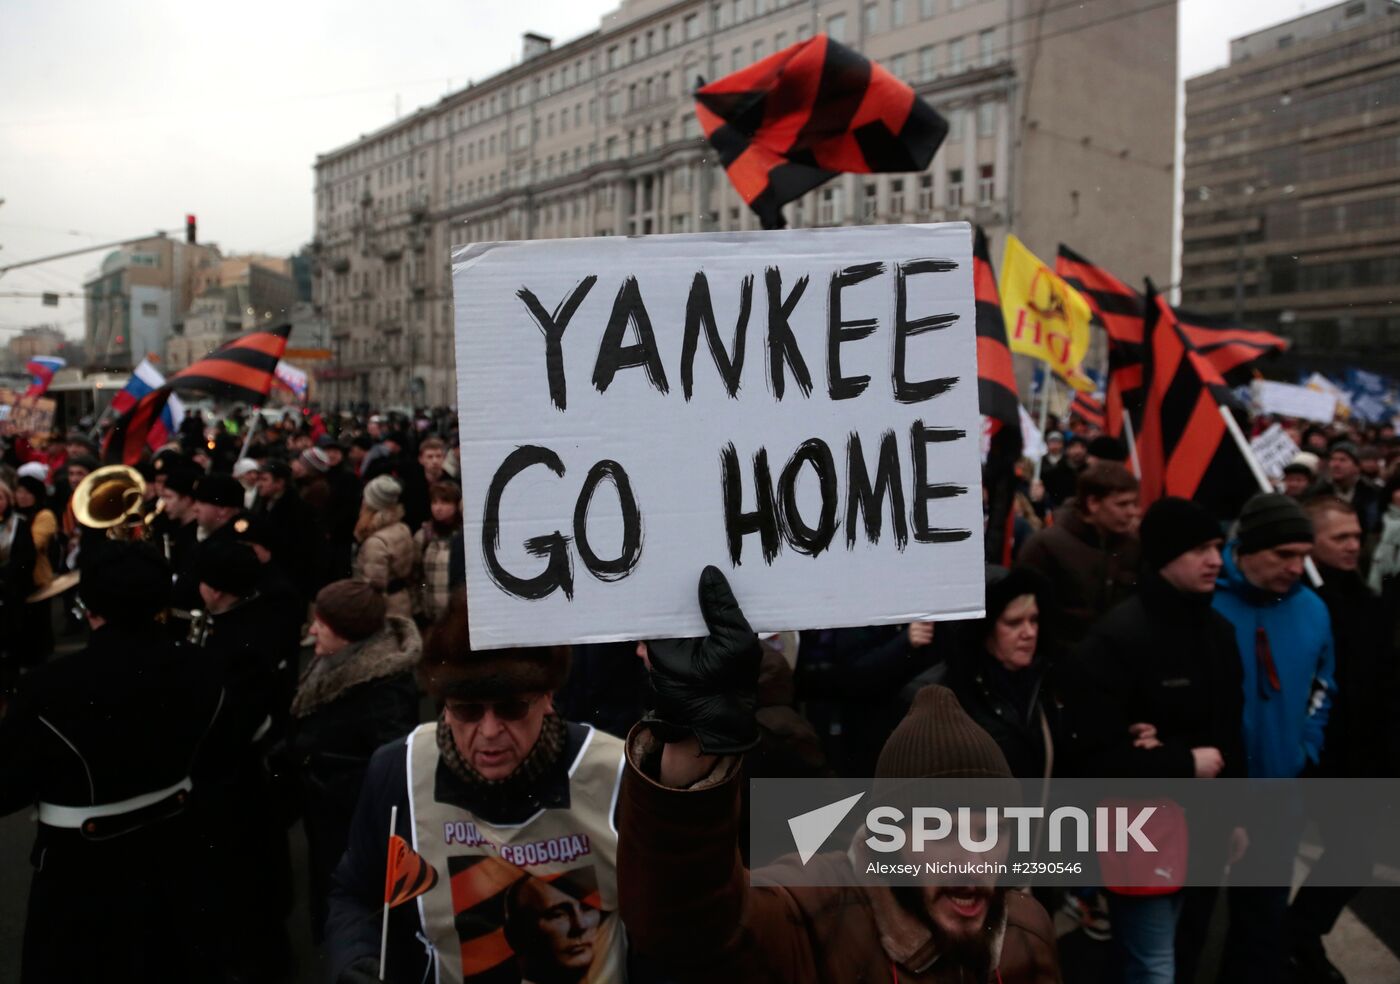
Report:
186,214,197,244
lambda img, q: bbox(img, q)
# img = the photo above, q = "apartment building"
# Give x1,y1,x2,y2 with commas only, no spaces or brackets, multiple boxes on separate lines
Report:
312,0,1177,407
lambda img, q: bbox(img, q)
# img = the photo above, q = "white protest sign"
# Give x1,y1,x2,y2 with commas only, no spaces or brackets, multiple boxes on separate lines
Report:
454,224,985,648
1253,379,1338,424
1249,423,1300,481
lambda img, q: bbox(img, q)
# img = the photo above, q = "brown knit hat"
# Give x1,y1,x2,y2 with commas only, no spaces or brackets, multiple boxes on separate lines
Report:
418,589,571,700
314,579,387,642
876,686,1012,780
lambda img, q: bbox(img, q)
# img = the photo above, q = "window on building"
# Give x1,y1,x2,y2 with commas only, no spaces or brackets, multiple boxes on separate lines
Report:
863,182,878,220
819,185,843,224
979,29,995,65
947,168,964,207
918,173,933,212
141,302,159,317
977,101,997,137
892,0,906,27
684,13,700,39
890,54,906,79
775,30,788,48
919,44,936,80
978,163,995,204
732,46,744,69
889,178,905,215
949,37,964,72
753,39,765,61
826,12,847,41
946,106,963,140
920,0,936,17
607,45,619,69
863,3,878,35
664,23,673,46
797,21,811,40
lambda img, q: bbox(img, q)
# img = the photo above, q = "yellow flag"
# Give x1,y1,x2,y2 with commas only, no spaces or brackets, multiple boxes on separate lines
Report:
999,234,1095,392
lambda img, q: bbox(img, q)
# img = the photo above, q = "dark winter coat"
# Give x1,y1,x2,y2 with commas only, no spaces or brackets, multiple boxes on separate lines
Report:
1062,574,1245,779
1017,504,1140,641
0,512,37,668
281,616,422,938
1314,563,1396,777
618,727,1063,984
0,624,232,982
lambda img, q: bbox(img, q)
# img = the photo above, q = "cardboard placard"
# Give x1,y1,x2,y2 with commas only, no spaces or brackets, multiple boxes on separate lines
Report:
1249,423,1300,481
0,389,57,437
453,224,985,648
1253,380,1337,424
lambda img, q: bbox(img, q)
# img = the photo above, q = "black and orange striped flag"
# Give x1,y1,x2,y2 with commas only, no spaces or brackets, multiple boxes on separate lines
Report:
1069,392,1106,430
1136,285,1255,521
102,324,291,465
384,833,439,908
1055,245,1145,439
974,227,1022,566
1176,309,1287,379
695,35,947,230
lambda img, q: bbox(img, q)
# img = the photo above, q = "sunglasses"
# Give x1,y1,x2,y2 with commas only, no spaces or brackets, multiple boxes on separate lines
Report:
444,695,539,724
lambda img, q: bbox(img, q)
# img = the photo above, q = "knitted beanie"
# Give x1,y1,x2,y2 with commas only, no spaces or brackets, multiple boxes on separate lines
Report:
1236,492,1313,555
875,685,1012,780
363,474,402,512
315,579,387,642
1139,497,1222,571
300,447,331,474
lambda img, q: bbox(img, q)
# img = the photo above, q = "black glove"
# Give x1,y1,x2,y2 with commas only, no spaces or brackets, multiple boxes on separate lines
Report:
643,565,761,755
339,956,385,984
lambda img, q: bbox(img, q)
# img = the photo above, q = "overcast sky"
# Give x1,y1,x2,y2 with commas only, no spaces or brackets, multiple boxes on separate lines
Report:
0,0,1342,339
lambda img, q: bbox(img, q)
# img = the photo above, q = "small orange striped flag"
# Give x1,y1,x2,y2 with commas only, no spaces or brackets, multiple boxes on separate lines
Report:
384,834,439,908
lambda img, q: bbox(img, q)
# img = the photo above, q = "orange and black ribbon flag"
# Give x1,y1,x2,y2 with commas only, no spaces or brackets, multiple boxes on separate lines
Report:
1055,245,1146,439
1069,391,1106,431
102,323,292,465
973,227,1022,566
1175,310,1288,379
1135,284,1256,521
695,35,948,230
384,833,439,908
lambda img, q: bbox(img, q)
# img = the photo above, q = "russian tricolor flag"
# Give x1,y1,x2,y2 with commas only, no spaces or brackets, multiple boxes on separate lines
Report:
110,359,186,451
24,355,66,397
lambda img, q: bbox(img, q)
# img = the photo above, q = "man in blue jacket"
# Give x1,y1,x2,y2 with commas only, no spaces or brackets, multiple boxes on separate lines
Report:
1212,492,1336,984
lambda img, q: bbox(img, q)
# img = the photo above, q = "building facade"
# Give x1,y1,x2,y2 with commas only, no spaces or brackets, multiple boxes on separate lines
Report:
312,0,1177,409
164,257,300,373
1181,0,1400,374
83,237,222,372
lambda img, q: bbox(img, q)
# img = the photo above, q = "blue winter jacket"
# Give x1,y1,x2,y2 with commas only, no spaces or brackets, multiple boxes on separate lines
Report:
1212,543,1335,779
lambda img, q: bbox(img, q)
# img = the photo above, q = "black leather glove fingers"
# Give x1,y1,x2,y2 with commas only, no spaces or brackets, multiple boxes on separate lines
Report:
644,565,762,756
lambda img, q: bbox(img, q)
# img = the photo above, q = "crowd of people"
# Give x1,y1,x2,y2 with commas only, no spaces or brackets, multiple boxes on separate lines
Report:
0,402,1396,984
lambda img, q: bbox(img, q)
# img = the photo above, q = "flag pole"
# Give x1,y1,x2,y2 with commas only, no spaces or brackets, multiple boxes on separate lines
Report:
1034,372,1052,482
1216,404,1322,587
380,804,398,981
1122,413,1142,478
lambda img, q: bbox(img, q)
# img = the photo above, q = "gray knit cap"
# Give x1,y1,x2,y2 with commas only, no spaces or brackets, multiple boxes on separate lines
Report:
362,474,403,512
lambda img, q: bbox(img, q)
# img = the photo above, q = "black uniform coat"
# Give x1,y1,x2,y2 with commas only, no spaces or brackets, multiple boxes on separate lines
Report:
0,624,230,982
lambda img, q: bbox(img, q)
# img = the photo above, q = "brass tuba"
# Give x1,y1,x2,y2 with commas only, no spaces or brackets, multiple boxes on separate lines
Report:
71,465,148,538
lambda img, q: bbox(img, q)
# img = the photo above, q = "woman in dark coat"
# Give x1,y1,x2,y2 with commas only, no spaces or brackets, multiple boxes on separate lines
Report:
281,579,422,940
902,566,1059,779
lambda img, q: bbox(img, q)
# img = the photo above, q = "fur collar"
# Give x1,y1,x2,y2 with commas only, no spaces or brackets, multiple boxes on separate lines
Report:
291,615,421,718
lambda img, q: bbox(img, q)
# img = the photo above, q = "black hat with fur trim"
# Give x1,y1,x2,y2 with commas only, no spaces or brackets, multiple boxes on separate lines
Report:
418,589,571,700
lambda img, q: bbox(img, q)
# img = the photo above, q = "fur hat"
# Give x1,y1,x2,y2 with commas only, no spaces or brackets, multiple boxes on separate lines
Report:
363,474,402,512
314,580,387,642
418,590,571,700
196,540,261,597
80,541,170,626
194,473,243,508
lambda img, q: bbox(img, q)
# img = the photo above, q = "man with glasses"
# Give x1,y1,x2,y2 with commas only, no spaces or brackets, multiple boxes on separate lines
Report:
1211,492,1336,984
325,589,625,984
